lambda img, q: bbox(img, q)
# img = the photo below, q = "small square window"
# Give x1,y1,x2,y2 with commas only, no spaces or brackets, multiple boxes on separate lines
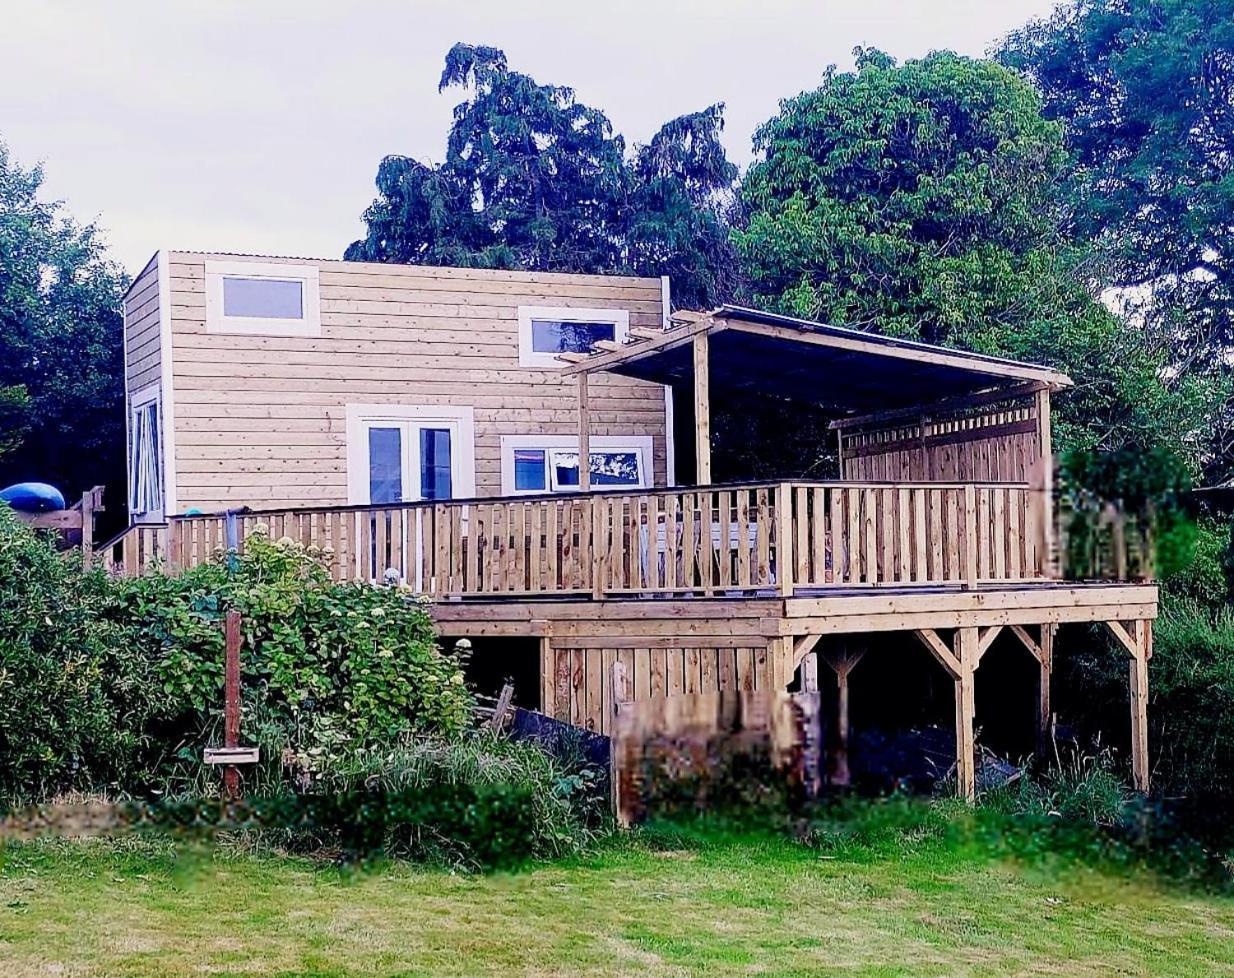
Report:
518,306,629,367
513,449,547,491
206,260,321,336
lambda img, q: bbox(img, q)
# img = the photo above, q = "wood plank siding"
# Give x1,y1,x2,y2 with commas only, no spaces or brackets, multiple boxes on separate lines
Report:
133,252,668,514
124,256,162,394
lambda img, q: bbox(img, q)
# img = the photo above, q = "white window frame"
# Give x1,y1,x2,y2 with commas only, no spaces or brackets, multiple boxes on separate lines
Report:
128,383,164,521
345,404,476,504
517,305,629,368
205,259,321,337
500,434,653,495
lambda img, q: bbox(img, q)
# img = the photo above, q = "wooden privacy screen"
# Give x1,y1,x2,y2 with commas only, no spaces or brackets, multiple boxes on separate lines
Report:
839,390,1041,484
97,480,1047,591
543,644,785,735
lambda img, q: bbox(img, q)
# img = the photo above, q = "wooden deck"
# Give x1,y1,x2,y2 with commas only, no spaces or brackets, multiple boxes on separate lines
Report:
99,479,1155,800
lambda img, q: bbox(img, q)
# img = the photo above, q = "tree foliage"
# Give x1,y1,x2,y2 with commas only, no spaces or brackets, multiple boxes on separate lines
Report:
0,141,128,500
347,43,739,309
1000,0,1234,478
732,48,1216,463
1001,0,1234,367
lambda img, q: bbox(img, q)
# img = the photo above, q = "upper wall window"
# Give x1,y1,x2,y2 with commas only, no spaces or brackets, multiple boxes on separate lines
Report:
517,306,629,367
205,260,321,336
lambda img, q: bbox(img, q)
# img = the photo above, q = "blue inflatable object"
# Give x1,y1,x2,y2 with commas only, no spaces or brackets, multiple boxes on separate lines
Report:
0,482,67,513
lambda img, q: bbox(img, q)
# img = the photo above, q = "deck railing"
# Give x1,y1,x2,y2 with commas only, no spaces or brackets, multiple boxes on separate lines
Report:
98,480,1049,596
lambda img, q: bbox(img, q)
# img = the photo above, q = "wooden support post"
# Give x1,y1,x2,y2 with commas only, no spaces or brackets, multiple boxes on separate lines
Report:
777,482,794,596
80,489,95,570
1037,625,1054,758
693,331,711,485
800,650,819,693
577,373,591,493
1129,619,1150,793
822,646,866,787
223,609,242,801
1103,618,1151,793
955,627,978,802
610,660,632,825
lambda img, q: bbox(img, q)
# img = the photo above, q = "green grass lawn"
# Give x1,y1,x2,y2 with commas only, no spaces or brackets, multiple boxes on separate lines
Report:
2,824,1233,977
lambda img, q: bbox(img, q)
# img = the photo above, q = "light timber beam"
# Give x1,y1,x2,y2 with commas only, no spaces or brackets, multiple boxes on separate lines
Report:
913,628,961,679
976,625,1003,662
793,633,824,669
1105,619,1138,658
693,331,711,484
1009,623,1045,663
577,373,591,492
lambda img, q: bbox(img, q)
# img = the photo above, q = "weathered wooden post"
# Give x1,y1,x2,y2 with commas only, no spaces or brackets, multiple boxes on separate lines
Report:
204,609,259,800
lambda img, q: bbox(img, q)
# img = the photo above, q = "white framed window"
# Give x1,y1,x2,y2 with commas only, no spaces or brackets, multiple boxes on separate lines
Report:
205,259,321,337
128,384,163,518
517,306,629,367
345,405,476,505
500,434,652,495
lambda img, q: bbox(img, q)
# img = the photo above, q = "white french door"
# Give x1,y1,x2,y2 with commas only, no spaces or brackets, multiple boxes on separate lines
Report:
345,406,476,587
346,406,476,506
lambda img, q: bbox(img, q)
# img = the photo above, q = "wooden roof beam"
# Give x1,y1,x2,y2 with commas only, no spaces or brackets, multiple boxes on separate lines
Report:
560,311,723,375
729,320,1072,388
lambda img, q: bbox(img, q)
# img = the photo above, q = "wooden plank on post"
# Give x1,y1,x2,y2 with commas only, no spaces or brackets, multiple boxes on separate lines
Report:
223,609,242,801
693,331,711,484
577,373,592,493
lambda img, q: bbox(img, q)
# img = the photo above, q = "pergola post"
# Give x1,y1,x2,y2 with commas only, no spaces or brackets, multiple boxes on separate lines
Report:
1035,386,1055,577
577,372,591,492
693,331,711,485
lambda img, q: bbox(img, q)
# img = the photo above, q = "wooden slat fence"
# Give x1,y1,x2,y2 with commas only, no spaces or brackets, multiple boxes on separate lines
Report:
96,480,1050,593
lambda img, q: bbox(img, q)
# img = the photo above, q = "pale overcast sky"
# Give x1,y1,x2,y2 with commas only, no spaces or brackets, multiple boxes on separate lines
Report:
1,0,1059,275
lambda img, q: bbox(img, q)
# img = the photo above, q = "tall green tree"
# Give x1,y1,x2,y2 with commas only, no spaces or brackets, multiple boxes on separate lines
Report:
348,43,739,309
0,141,128,500
733,48,1216,462
999,0,1234,476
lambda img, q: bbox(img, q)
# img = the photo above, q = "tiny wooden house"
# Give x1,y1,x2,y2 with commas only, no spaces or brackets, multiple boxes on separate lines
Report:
111,264,1155,802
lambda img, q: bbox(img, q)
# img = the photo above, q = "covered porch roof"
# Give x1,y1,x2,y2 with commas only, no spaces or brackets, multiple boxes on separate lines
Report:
561,305,1071,413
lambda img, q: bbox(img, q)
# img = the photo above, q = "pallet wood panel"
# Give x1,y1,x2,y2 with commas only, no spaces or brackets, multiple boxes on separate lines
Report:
545,641,780,735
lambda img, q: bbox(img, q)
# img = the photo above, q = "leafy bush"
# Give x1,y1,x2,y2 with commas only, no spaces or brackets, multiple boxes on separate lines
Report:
106,528,474,792
0,506,154,800
1162,517,1231,606
0,513,473,804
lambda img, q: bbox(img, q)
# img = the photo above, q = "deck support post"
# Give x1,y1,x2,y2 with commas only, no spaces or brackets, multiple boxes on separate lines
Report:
1009,623,1054,759
822,646,866,787
693,332,711,485
954,627,978,802
1102,618,1151,793
1037,625,1054,758
577,373,591,492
